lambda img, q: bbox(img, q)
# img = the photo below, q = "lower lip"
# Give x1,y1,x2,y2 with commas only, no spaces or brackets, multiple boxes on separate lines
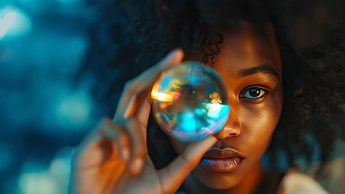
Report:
200,158,243,172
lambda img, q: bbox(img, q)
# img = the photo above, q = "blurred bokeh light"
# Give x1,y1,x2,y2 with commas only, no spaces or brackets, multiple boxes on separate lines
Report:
0,0,103,193
1,0,344,193
0,5,32,41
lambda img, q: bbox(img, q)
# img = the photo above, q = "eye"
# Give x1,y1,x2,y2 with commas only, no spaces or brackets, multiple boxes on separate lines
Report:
240,87,266,99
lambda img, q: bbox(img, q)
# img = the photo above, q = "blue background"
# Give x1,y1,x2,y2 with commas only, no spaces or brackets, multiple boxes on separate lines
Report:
0,1,109,193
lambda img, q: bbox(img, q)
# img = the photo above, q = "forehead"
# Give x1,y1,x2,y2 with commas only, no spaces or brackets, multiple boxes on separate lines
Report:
214,23,282,76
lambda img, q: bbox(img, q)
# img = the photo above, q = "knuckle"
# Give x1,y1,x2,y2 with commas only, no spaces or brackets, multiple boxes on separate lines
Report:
99,117,127,139
101,117,112,126
99,117,117,132
124,79,135,91
113,117,127,126
92,117,111,133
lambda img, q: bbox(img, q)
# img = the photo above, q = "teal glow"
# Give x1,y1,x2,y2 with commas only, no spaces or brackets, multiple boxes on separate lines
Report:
0,5,32,41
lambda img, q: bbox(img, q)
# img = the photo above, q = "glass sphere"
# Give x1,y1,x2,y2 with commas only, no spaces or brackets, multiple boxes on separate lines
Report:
151,61,230,142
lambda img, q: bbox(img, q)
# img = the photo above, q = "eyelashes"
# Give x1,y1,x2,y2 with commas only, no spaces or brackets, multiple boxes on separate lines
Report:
240,86,267,100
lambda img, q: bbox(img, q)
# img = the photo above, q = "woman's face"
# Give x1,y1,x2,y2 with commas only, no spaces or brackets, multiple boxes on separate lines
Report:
169,23,283,190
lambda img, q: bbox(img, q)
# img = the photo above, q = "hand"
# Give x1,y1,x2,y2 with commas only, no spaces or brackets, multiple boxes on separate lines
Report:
70,49,217,194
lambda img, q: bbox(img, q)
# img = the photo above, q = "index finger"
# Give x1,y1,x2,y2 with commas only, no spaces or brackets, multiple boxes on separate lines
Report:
113,48,184,121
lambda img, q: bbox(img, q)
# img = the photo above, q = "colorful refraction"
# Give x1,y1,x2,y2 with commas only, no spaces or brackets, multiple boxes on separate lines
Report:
151,61,230,142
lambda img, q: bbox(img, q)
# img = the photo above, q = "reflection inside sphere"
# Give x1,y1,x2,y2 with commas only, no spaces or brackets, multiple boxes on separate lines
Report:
151,61,230,142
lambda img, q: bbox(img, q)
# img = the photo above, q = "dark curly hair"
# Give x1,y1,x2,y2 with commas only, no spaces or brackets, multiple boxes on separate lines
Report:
79,0,345,174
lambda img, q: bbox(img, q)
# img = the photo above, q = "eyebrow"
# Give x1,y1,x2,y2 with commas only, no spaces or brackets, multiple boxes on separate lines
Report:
239,64,280,80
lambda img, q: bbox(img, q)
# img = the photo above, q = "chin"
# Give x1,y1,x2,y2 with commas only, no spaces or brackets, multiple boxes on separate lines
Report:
203,180,240,190
192,166,244,190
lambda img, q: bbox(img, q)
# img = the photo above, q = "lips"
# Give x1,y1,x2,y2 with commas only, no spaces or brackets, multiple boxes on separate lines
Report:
200,148,245,172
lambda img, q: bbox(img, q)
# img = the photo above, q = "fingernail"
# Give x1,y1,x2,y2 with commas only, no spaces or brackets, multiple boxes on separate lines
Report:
131,158,143,174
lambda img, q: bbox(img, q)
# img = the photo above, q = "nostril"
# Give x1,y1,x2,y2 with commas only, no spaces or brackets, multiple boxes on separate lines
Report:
228,129,240,137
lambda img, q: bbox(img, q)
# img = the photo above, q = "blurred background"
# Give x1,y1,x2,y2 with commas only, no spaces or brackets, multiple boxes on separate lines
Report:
1,0,345,194
0,0,107,193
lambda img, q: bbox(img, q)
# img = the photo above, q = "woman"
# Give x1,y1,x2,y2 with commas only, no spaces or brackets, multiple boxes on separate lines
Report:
71,0,345,193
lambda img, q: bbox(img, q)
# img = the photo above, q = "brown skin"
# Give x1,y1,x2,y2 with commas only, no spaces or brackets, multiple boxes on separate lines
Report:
71,23,284,194
70,49,220,194
170,23,283,193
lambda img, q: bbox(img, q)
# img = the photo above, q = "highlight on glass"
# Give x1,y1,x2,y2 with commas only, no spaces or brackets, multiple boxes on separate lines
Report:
151,61,230,142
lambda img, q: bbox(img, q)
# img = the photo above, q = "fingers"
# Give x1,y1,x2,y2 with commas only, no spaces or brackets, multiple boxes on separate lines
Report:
111,48,184,175
114,48,184,121
158,135,217,193
78,49,184,175
100,118,146,174
76,117,145,174
75,118,130,167
71,118,130,194
99,118,130,162
120,118,147,174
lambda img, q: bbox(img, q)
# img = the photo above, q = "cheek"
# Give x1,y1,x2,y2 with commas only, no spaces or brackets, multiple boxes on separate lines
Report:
240,86,283,151
169,86,283,157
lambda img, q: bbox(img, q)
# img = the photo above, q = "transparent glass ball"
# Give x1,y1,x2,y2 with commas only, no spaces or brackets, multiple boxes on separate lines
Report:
151,61,230,142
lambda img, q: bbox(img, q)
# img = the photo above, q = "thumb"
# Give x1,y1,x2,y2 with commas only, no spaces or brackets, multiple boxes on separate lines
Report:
157,135,217,194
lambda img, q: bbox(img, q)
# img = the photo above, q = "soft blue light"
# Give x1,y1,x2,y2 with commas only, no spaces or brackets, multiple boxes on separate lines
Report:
58,0,82,5
54,93,91,129
177,111,198,133
0,143,14,173
0,5,32,41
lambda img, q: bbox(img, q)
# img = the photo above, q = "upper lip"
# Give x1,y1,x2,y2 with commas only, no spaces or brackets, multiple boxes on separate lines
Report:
203,148,245,159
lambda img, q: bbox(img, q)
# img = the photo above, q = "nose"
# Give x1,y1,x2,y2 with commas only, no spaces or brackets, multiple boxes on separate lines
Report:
214,109,241,140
